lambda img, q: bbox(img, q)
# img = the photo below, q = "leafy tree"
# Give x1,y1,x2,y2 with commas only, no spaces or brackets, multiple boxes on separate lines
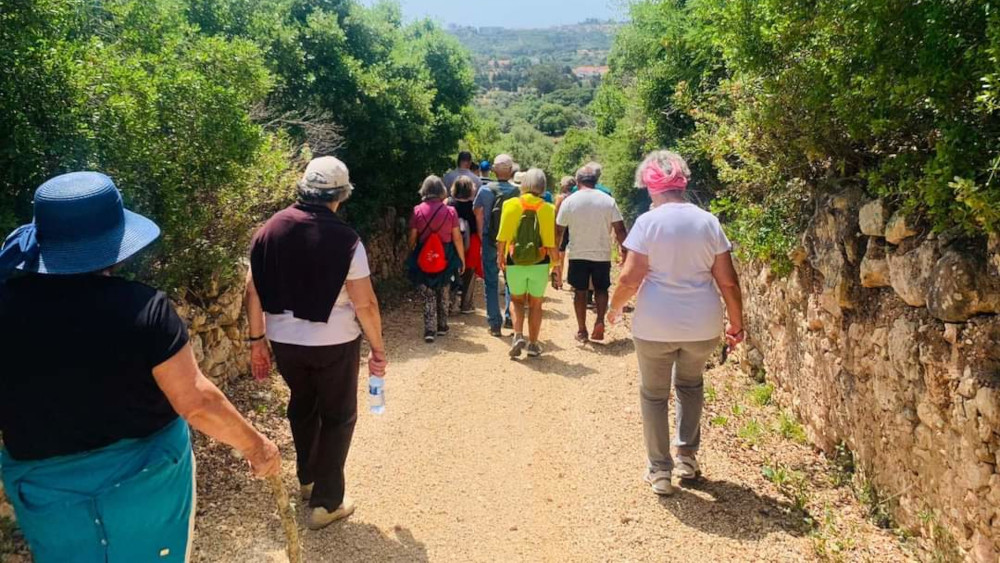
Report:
595,0,1000,268
534,104,575,136
550,128,600,177
528,63,578,94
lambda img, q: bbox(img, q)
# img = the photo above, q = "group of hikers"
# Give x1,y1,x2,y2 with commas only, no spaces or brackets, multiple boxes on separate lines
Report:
407,151,629,357
0,147,745,561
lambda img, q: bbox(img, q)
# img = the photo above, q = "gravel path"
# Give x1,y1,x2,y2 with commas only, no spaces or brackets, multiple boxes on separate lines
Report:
191,282,913,563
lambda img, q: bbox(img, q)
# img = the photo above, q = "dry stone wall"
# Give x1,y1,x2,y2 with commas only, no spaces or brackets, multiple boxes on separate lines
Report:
739,191,1000,560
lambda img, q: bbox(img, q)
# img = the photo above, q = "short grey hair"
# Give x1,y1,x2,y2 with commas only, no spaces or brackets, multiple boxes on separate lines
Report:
585,161,603,181
493,154,514,174
297,183,354,205
575,165,597,188
520,168,547,196
559,175,576,192
634,150,691,189
418,175,448,201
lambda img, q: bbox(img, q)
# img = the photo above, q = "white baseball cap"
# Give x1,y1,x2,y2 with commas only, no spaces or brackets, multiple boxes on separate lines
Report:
299,156,353,191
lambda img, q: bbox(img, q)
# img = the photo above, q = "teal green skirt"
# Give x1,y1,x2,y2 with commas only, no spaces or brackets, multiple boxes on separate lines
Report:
406,241,463,289
1,417,195,562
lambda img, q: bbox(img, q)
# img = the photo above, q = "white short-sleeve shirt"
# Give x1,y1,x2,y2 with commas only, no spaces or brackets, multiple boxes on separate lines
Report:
265,242,371,346
555,189,624,262
623,203,732,342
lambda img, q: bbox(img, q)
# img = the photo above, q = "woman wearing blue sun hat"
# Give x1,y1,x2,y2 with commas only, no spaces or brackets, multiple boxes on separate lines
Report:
0,172,281,562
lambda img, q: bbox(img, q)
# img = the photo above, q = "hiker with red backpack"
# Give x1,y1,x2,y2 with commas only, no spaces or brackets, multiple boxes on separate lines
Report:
408,176,466,343
495,168,559,358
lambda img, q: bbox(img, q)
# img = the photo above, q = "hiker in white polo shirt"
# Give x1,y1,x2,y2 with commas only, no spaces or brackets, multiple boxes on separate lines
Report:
555,165,627,343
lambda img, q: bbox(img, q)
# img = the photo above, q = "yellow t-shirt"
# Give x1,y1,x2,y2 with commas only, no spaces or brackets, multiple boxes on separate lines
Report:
495,194,557,248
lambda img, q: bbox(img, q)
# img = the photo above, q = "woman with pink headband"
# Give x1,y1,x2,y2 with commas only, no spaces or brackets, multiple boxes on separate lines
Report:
607,150,745,496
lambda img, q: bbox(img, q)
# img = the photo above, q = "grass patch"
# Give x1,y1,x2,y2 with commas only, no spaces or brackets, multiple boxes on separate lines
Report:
710,415,729,427
704,383,718,404
748,382,774,407
810,504,857,561
731,403,747,417
762,460,810,512
738,418,765,446
777,410,808,444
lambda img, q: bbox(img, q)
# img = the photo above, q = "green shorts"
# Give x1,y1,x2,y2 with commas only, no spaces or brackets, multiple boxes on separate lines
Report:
506,263,550,298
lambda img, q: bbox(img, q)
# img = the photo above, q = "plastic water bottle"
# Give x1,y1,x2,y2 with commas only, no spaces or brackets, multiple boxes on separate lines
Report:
368,375,385,415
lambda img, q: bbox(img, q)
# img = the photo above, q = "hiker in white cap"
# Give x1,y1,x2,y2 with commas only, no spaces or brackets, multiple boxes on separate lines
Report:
245,156,388,530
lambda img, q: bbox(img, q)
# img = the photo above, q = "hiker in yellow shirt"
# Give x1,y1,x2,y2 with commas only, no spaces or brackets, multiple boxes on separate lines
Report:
496,168,558,359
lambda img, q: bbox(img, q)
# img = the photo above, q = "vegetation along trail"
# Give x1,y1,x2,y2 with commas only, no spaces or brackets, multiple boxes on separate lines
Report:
192,283,911,562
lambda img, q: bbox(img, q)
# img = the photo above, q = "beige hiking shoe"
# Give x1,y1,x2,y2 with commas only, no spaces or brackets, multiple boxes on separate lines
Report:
300,483,314,501
644,470,675,496
308,495,356,530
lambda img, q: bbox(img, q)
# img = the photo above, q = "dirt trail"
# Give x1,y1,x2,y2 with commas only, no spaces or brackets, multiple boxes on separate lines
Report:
191,282,913,563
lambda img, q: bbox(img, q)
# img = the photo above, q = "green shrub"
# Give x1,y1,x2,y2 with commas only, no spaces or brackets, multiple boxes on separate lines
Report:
594,0,1000,271
1,0,476,295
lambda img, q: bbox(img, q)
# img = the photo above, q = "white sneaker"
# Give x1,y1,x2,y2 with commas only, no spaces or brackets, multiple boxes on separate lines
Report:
509,334,527,358
308,495,356,530
676,455,700,480
300,483,314,501
643,470,675,496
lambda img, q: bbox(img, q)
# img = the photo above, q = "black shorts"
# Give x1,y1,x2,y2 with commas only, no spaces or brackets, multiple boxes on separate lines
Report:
567,260,611,292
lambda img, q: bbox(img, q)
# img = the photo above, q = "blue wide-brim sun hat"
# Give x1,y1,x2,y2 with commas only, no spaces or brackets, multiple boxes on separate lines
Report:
13,172,161,275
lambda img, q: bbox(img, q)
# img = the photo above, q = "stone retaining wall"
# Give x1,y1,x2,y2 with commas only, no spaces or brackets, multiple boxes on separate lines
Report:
739,190,1000,560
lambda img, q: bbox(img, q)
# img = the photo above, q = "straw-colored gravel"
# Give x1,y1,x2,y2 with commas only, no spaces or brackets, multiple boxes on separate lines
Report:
191,281,915,563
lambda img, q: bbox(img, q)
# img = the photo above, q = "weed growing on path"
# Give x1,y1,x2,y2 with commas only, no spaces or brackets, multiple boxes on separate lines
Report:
761,460,809,512
709,415,729,427
776,411,808,444
738,418,765,446
748,383,774,407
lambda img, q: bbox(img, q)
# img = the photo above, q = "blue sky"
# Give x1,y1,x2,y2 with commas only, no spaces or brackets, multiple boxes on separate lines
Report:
364,0,622,29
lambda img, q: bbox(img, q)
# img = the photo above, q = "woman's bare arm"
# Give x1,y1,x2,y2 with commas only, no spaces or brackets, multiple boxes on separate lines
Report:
153,344,280,477
346,276,388,376
608,250,649,323
711,251,745,345
451,226,466,273
244,271,271,381
408,228,419,250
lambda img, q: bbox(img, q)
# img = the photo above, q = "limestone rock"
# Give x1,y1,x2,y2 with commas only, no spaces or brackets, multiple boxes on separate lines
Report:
860,238,891,288
927,249,1000,322
806,190,863,316
888,239,939,307
885,211,918,245
976,387,1000,427
889,317,921,380
859,199,887,237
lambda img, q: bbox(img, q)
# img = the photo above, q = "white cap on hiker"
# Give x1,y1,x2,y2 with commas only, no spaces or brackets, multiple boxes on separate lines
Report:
297,156,354,203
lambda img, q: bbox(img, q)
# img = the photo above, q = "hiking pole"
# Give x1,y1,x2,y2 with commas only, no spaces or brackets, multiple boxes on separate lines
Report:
267,475,303,563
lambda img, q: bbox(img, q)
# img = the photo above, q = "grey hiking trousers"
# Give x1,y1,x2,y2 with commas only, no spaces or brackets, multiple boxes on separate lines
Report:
635,336,720,473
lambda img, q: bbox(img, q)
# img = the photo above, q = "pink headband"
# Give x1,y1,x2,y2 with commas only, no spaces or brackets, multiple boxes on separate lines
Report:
641,158,688,194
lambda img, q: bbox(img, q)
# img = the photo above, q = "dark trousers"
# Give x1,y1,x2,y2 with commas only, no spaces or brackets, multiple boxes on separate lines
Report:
271,337,361,511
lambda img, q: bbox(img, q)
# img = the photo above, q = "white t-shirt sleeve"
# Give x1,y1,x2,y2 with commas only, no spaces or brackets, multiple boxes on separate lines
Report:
713,218,733,255
609,200,624,223
623,215,648,254
556,197,569,227
348,241,372,280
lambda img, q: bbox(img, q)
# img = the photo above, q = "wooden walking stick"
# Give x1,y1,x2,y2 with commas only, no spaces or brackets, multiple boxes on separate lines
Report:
267,475,303,563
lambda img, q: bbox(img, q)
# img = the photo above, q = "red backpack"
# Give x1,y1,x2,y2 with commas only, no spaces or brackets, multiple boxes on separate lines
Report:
416,205,448,274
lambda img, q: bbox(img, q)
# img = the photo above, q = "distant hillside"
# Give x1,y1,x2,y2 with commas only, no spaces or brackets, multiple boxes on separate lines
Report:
447,20,618,67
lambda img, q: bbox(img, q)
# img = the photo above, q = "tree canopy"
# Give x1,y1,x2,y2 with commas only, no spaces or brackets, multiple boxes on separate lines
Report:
593,0,1000,271
0,0,475,294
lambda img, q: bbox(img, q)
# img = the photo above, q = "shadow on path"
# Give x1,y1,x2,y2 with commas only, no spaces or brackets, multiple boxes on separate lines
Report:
303,521,428,562
657,478,808,541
